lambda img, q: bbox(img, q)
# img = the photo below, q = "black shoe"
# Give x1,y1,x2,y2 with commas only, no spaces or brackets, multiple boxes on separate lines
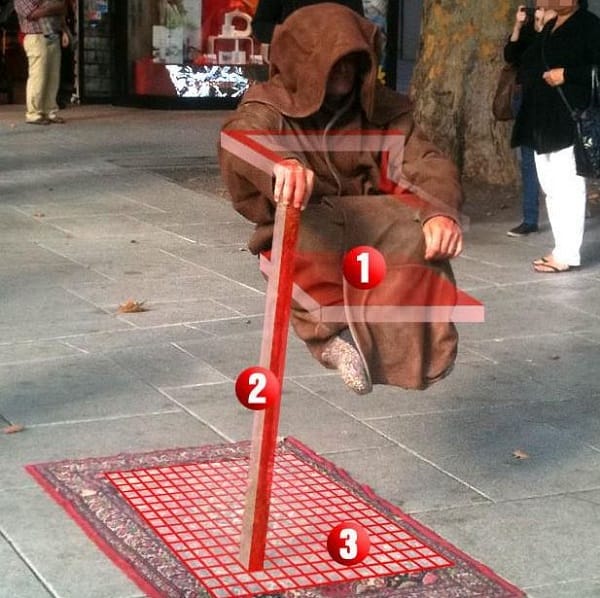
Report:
507,222,538,237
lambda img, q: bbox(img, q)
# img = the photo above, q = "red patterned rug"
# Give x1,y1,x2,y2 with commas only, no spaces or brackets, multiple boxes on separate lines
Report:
27,437,524,597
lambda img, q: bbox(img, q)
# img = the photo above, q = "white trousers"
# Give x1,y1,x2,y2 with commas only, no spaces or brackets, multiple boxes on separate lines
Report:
534,145,586,266
23,34,61,122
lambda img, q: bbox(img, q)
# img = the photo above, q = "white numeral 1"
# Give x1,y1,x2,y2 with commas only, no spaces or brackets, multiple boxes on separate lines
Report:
339,528,358,560
248,372,267,405
356,252,370,284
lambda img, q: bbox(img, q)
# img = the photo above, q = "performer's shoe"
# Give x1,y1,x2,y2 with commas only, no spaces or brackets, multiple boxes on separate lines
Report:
322,333,372,395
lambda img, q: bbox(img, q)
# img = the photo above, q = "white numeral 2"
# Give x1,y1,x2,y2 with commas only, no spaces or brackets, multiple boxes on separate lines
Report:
248,372,267,405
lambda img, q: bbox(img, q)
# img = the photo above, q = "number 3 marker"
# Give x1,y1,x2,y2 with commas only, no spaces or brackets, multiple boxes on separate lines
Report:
327,521,370,566
235,366,279,410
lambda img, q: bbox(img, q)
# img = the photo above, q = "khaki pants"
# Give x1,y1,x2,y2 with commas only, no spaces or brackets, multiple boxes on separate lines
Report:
23,34,61,122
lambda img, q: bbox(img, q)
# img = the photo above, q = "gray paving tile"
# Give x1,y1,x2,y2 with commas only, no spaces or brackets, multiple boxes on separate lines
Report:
114,298,241,327
40,213,196,245
66,273,263,309
60,324,214,353
0,287,127,343
0,354,176,425
469,332,600,399
189,314,264,337
104,343,230,387
291,358,551,421
38,239,205,280
0,208,71,244
416,491,600,589
164,380,392,453
178,330,325,380
369,406,600,501
0,538,51,598
457,285,596,343
0,412,224,489
319,445,491,513
165,244,267,288
526,580,600,598
0,488,143,598
12,191,169,219
0,340,83,365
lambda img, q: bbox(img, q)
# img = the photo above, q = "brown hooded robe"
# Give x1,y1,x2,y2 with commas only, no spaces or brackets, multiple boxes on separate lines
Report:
219,3,463,390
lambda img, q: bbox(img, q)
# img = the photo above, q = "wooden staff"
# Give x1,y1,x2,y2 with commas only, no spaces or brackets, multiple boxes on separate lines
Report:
239,201,301,572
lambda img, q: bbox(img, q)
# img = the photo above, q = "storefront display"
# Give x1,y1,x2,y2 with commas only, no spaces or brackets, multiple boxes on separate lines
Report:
73,0,398,107
118,0,266,105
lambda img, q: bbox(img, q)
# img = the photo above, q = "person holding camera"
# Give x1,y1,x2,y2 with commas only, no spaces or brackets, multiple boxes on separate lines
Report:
508,0,600,273
504,4,546,238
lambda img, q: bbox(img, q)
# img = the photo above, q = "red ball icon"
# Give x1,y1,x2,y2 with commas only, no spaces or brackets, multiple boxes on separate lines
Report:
235,366,279,410
327,521,370,566
342,246,386,289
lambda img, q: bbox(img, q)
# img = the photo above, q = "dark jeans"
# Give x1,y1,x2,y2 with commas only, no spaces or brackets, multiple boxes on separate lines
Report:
520,145,539,227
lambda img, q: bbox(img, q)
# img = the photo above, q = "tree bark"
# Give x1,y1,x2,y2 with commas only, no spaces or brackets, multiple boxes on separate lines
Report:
411,0,521,185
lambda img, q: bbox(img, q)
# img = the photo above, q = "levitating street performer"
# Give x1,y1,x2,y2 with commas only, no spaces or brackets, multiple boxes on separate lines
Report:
219,3,464,395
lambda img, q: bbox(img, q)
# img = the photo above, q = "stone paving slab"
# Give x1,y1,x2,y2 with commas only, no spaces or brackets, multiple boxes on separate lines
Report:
102,343,230,388
0,354,177,425
0,288,128,343
316,445,491,514
0,487,142,598
37,239,205,280
415,490,600,590
0,538,50,598
64,274,264,314
370,406,600,501
164,380,394,454
290,359,555,420
48,323,214,354
526,580,600,598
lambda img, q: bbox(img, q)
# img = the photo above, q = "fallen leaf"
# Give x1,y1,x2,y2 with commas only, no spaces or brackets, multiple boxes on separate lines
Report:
512,449,530,460
117,299,148,314
3,424,25,434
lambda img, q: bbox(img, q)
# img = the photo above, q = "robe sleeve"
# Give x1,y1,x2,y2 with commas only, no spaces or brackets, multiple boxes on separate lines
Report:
386,113,463,226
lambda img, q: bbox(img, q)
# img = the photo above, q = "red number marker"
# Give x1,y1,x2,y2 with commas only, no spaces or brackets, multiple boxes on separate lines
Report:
235,367,279,411
342,246,386,289
327,521,370,566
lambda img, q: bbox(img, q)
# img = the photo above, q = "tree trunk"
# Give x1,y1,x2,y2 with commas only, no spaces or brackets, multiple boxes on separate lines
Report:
411,0,521,185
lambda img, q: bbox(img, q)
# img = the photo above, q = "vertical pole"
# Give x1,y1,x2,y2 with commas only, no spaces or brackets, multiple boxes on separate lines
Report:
239,201,301,571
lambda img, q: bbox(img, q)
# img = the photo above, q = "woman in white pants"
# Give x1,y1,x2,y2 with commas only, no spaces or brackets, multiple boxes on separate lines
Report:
508,0,600,272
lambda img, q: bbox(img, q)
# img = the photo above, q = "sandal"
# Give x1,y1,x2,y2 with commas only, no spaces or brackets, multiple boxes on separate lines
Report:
532,257,573,273
532,255,552,267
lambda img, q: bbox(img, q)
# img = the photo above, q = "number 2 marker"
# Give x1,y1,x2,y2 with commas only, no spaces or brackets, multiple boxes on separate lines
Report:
235,366,279,410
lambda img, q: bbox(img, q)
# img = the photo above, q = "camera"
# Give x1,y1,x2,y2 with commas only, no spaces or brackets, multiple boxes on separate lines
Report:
519,6,536,20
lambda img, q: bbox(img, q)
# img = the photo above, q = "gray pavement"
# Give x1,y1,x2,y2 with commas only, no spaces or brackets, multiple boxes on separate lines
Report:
1,104,599,598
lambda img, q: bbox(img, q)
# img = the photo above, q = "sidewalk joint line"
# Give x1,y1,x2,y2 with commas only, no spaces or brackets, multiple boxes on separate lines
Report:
0,527,60,597
291,379,496,502
154,386,236,442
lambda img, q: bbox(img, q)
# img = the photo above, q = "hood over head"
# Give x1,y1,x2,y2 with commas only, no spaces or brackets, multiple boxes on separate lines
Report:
244,3,408,122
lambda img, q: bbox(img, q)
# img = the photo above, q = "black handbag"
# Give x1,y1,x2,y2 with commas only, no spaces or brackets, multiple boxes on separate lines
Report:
553,66,600,179
542,28,600,179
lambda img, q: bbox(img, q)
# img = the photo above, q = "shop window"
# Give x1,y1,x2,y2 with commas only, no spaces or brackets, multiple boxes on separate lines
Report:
129,0,265,99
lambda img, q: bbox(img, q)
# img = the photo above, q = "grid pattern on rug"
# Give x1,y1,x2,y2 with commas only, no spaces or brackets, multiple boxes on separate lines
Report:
105,452,452,598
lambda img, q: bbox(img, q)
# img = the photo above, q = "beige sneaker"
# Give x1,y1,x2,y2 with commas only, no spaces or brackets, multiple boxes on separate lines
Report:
322,332,372,395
